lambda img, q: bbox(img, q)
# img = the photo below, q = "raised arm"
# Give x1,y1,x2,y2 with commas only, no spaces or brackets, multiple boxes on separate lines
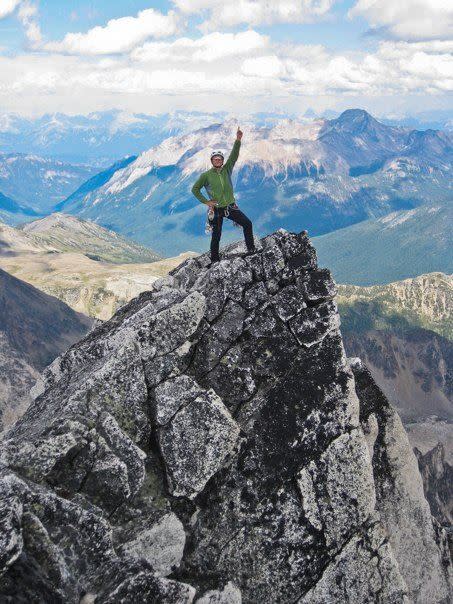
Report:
224,127,243,173
191,172,209,204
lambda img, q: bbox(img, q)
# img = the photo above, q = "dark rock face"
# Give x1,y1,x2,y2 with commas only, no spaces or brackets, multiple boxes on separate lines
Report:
0,230,451,602
415,443,453,528
0,268,93,432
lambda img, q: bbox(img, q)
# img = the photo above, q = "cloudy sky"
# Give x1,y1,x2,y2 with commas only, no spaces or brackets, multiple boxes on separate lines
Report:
0,0,452,117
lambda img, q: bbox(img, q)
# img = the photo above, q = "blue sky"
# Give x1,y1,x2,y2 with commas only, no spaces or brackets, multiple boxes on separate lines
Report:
0,1,451,118
1,0,369,51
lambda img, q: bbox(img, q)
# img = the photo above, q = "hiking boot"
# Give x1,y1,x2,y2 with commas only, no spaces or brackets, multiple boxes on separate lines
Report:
244,247,257,257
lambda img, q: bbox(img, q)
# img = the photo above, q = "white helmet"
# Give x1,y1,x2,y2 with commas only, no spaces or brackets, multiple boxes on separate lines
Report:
210,149,224,160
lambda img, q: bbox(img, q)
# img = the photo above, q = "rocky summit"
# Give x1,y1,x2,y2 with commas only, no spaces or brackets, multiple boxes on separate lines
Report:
0,229,451,603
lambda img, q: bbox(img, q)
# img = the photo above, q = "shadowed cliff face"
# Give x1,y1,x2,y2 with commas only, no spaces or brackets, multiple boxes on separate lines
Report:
0,269,93,432
0,230,451,603
415,444,453,528
342,328,452,423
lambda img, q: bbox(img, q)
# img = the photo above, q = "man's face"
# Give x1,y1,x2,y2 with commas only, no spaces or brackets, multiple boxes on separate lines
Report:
211,155,224,168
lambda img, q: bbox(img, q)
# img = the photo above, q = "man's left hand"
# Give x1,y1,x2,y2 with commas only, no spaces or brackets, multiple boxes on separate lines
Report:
236,127,243,141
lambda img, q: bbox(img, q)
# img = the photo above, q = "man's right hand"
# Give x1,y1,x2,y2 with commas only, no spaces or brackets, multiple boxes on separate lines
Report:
206,200,217,207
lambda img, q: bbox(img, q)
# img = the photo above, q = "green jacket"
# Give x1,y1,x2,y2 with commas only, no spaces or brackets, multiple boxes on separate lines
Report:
191,139,241,208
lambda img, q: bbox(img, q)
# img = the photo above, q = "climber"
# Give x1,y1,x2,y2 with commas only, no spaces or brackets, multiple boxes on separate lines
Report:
191,126,256,264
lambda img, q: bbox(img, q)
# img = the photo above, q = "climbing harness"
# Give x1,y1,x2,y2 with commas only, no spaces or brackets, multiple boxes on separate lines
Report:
205,203,242,235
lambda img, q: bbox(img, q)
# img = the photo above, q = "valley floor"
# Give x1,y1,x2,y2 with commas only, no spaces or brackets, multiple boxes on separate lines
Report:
0,250,196,319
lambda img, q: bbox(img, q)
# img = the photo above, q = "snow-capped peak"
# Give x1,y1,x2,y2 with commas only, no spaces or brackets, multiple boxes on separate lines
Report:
104,118,337,194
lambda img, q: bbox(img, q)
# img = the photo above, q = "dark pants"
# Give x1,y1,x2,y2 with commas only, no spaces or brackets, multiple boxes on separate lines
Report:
210,203,254,261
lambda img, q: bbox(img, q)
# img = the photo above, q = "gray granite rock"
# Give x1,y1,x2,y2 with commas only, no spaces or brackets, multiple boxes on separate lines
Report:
153,375,204,426
354,362,452,604
289,300,340,346
297,428,376,547
298,268,336,303
261,234,286,281
242,281,267,310
0,496,23,577
195,581,242,603
299,517,409,604
118,512,186,576
0,229,450,603
271,283,307,321
158,389,240,498
96,568,196,603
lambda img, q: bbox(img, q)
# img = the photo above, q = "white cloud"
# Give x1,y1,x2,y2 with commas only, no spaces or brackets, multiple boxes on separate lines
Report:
76,67,275,96
241,55,284,78
0,0,43,47
395,40,453,54
236,38,453,96
0,0,21,19
349,0,453,41
0,30,451,117
376,41,453,91
17,1,42,46
42,8,182,55
131,30,269,63
171,0,335,30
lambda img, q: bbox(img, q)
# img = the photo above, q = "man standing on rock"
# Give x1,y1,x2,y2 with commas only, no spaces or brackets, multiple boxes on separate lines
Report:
191,126,256,264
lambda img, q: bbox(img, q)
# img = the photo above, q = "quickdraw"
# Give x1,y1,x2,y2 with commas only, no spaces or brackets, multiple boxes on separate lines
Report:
205,206,215,234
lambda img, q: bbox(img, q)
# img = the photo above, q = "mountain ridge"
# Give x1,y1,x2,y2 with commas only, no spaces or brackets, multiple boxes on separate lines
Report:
315,203,453,285
55,109,452,256
0,218,196,318
338,272,452,339
20,212,161,264
0,152,97,213
0,109,229,165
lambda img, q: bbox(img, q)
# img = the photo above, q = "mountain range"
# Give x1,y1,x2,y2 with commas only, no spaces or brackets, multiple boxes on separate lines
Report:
0,109,229,165
0,108,451,165
0,152,97,213
0,108,450,275
314,203,453,285
54,109,452,257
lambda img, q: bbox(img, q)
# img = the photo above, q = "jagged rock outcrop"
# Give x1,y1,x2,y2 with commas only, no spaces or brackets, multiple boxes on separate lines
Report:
353,360,452,603
0,230,451,603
